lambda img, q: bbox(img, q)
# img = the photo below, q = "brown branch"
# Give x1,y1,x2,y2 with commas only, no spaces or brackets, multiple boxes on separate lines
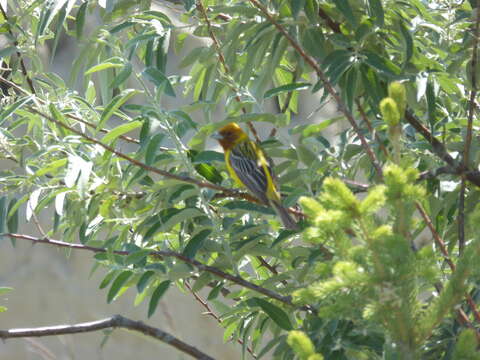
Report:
317,7,341,34
0,76,148,148
0,3,35,94
404,111,480,187
3,233,304,310
0,315,214,360
355,99,388,157
459,4,480,253
184,281,257,359
416,202,480,325
196,0,261,144
26,106,255,199
247,0,383,177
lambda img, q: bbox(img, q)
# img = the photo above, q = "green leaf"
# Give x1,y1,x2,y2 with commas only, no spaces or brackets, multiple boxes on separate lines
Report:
0,46,16,59
125,249,152,265
99,89,138,130
362,51,400,76
367,0,384,26
142,67,176,97
107,270,133,303
137,271,155,293
34,158,68,177
194,163,224,184
101,120,142,144
76,1,88,39
85,57,124,75
145,133,164,165
223,201,275,215
264,83,311,99
0,196,6,239
400,22,413,64
99,271,117,289
110,62,132,89
0,95,33,125
192,151,224,163
183,229,212,258
7,198,19,234
148,280,171,317
332,0,357,26
247,297,292,330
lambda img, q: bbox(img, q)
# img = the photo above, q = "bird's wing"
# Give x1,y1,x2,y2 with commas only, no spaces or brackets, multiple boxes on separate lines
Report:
229,141,270,204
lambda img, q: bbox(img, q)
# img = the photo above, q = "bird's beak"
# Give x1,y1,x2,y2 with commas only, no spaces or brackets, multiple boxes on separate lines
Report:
211,132,223,140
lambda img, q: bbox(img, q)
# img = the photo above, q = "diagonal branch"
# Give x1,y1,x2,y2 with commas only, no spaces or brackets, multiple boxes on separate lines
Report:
3,233,306,311
0,3,35,94
0,315,215,360
247,0,383,177
416,202,480,325
184,281,257,358
0,76,145,147
459,3,480,253
196,0,261,144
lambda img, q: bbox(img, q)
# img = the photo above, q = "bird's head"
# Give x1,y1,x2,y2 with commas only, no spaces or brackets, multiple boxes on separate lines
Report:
213,122,248,150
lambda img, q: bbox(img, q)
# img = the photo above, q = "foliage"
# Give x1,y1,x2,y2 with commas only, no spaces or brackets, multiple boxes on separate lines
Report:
0,0,480,359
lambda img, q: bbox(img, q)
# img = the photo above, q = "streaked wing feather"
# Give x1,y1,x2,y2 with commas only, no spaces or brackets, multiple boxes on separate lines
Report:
230,142,269,204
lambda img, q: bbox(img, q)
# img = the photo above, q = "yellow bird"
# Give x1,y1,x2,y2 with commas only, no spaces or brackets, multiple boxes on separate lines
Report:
213,122,298,230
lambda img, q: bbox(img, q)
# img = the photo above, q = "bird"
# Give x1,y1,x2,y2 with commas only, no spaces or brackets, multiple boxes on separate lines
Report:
213,122,298,230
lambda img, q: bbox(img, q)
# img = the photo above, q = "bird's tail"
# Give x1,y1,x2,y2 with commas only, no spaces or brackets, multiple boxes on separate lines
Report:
271,200,298,230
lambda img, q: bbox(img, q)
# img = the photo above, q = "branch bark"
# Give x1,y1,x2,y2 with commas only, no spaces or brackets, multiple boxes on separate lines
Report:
3,233,306,311
0,315,215,360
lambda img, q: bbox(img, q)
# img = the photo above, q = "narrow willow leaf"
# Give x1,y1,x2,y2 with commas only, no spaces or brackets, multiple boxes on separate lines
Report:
7,198,19,233
125,249,151,265
109,62,132,89
101,120,142,144
99,89,138,130
148,280,171,317
145,133,164,165
0,95,33,125
368,0,384,26
76,1,88,39
247,297,292,330
85,57,124,75
0,196,6,238
183,229,212,258
107,270,133,303
142,67,176,97
263,83,311,99
0,46,16,59
0,287,13,296
137,271,155,293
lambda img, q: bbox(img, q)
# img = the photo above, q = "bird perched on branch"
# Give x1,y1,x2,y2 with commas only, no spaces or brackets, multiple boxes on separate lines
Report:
213,122,298,230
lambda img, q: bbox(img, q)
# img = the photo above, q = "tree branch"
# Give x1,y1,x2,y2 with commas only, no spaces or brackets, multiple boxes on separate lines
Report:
247,0,383,177
459,2,480,253
0,314,215,360
416,202,480,325
0,3,35,94
196,0,261,144
3,233,307,311
184,281,257,359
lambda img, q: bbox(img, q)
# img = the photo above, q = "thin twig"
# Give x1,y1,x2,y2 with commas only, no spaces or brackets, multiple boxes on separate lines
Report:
404,111,480,187
184,281,257,359
0,3,35,94
196,0,261,144
0,76,147,147
247,0,383,177
0,315,214,360
416,202,480,324
355,99,388,157
3,233,305,310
